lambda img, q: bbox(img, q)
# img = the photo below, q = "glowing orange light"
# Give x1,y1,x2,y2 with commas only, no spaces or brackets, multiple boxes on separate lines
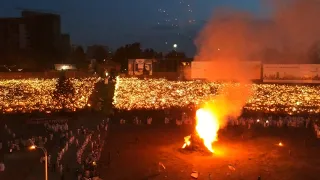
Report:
29,145,36,150
195,108,220,153
182,135,191,148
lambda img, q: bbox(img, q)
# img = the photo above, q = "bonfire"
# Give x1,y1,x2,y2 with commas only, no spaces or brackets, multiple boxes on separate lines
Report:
181,108,220,153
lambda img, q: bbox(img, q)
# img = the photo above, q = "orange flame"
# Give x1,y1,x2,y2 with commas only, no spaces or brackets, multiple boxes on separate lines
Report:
181,107,221,153
182,135,191,148
195,108,220,153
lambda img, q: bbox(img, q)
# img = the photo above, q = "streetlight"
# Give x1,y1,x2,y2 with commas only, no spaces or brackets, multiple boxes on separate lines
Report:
173,44,178,49
29,145,48,180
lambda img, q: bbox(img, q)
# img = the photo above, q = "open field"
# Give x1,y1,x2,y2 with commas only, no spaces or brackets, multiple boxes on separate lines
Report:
99,124,320,180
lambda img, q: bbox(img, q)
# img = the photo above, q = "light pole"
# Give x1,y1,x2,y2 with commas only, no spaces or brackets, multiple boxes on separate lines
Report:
29,145,48,180
173,44,178,50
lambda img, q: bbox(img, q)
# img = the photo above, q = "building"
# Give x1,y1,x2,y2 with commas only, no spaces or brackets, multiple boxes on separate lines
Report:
128,59,154,76
21,11,67,61
0,10,70,66
0,18,26,57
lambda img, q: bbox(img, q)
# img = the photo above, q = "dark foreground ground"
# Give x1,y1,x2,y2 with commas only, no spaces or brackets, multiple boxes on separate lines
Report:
0,112,105,180
99,124,320,180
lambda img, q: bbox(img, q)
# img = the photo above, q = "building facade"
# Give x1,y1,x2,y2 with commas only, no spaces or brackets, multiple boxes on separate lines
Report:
0,18,25,54
0,10,70,67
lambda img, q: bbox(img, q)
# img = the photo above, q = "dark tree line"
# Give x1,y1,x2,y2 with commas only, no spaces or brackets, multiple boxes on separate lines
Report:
68,41,320,72
112,42,186,71
7,40,320,71
68,42,187,72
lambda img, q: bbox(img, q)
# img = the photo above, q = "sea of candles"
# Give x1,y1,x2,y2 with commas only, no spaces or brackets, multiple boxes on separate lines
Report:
113,77,320,114
0,78,97,113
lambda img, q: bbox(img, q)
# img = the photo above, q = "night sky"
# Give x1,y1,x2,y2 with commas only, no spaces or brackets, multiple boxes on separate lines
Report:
1,0,264,56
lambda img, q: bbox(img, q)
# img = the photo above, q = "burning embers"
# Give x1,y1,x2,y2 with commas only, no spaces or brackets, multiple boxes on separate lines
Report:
182,135,191,149
181,108,220,154
181,133,212,154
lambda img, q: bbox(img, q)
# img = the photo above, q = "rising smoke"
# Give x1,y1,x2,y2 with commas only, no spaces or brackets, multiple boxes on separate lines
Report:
193,0,320,125
195,0,320,64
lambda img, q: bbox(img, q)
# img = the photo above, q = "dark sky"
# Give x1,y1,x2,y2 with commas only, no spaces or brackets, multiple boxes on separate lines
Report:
1,0,264,56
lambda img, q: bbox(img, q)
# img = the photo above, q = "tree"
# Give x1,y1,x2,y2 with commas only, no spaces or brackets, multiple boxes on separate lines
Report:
165,50,186,59
113,42,143,71
53,73,75,111
93,46,109,62
142,48,157,58
71,46,87,69
155,52,163,59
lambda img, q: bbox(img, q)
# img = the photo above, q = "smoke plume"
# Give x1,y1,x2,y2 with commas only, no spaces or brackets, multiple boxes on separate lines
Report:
195,0,320,64
194,0,320,125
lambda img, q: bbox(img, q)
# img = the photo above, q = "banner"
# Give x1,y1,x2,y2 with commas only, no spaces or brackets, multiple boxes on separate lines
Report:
263,64,320,83
128,59,153,75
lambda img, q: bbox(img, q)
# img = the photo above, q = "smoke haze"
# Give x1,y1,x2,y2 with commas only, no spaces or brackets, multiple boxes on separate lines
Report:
195,0,320,65
193,0,320,126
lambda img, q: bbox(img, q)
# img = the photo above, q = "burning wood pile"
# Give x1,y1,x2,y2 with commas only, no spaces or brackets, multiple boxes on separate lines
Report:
180,108,220,154
181,133,213,154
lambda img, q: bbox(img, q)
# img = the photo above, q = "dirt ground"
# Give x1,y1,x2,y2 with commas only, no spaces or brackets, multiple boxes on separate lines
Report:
99,124,320,180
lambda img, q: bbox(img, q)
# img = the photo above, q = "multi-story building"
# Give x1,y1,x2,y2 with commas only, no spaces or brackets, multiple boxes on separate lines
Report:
0,10,70,66
0,18,26,53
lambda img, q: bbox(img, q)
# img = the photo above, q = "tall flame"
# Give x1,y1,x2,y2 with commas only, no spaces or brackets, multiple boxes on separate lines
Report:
195,108,220,153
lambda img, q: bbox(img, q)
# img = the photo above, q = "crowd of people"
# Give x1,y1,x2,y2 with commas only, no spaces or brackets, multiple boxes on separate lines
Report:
113,77,320,114
111,108,320,139
1,76,320,179
0,117,108,180
0,77,97,113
